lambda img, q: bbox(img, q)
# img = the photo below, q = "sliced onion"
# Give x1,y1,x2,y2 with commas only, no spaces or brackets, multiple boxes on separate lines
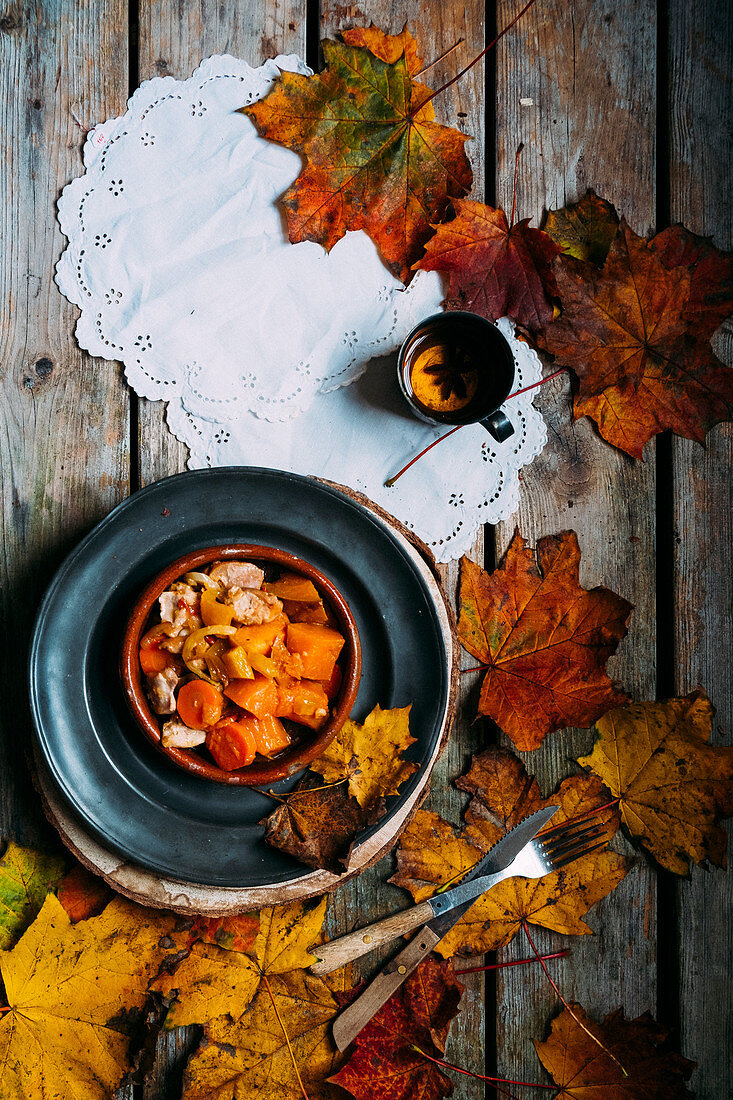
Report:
183,571,219,590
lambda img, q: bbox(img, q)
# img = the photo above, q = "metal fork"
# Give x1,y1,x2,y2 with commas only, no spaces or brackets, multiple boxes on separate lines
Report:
310,815,609,975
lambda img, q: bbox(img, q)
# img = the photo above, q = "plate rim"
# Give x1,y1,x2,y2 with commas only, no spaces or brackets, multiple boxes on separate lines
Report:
28,469,457,894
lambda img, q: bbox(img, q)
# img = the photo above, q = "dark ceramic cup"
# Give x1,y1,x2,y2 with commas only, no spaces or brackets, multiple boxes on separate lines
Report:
120,544,361,786
397,311,516,442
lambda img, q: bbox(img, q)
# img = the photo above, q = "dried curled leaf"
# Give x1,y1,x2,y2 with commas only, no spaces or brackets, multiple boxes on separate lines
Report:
316,704,418,809
0,841,65,948
329,957,462,1099
243,31,472,281
182,970,343,1100
538,219,733,457
391,747,628,958
534,1003,695,1098
262,774,380,873
459,530,633,750
544,188,620,265
578,690,733,874
0,894,179,1099
415,199,562,329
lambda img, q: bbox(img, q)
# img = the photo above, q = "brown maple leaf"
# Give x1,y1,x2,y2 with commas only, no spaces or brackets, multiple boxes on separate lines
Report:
262,772,381,874
390,747,628,958
458,530,633,750
329,957,463,1099
538,219,733,457
578,690,733,874
544,188,620,265
534,1003,695,1098
415,199,562,329
243,29,472,282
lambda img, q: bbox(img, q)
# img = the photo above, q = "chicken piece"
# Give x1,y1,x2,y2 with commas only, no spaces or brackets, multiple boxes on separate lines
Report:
161,719,207,748
225,586,282,626
158,583,201,635
209,561,265,590
147,666,180,714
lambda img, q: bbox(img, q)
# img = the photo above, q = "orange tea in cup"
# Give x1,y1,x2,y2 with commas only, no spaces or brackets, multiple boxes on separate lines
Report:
397,312,515,442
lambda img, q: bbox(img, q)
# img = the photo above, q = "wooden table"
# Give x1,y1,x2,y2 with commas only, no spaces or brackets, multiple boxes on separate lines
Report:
2,1,731,1096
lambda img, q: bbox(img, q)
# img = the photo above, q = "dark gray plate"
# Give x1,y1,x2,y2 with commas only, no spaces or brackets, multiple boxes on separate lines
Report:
29,469,450,887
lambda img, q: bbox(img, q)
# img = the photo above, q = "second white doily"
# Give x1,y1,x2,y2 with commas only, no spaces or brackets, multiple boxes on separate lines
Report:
55,52,547,562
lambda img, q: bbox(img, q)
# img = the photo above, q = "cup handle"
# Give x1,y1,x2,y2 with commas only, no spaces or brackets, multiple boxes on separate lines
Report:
481,410,514,443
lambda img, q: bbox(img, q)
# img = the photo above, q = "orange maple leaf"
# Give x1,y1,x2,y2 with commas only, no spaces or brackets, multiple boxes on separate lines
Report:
458,530,633,750
538,219,733,457
243,27,472,281
415,199,562,329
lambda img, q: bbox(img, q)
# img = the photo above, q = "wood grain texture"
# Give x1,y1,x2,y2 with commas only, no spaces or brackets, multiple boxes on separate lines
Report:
0,4,129,848
135,0,306,485
130,5,306,1095
317,3,489,1093
493,0,658,1086
669,2,733,1095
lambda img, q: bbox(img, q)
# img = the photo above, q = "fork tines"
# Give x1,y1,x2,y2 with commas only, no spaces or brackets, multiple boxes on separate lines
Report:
539,821,609,868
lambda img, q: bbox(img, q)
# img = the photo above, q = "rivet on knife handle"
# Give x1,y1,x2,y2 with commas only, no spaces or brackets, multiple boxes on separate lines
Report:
309,901,435,975
331,925,441,1052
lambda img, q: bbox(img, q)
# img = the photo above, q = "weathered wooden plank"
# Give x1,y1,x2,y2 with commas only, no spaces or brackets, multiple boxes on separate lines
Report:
135,0,307,485
0,5,129,846
317,3,488,1093
132,4,305,1095
493,0,658,1086
668,1,733,1094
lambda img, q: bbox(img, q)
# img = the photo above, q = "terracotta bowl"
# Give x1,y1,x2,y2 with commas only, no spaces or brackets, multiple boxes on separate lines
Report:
120,544,361,785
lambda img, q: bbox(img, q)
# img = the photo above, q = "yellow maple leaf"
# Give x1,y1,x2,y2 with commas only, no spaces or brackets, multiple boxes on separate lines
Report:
0,841,65,949
182,970,343,1100
153,941,260,1028
251,896,328,974
578,690,733,874
391,748,629,957
315,704,418,809
153,897,329,1030
0,894,177,1099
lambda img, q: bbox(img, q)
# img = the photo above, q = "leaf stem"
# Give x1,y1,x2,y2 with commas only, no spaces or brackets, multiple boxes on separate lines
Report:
262,775,351,802
522,920,628,1077
411,1044,555,1089
454,949,569,975
261,973,309,1099
385,369,566,488
410,0,539,116
415,38,465,77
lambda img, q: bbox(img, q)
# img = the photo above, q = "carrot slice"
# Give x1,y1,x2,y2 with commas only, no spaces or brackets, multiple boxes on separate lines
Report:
224,674,279,718
207,717,257,770
139,645,169,675
177,680,224,729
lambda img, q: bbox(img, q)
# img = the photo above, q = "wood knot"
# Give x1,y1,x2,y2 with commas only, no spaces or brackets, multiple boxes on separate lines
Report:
35,357,53,377
0,5,22,34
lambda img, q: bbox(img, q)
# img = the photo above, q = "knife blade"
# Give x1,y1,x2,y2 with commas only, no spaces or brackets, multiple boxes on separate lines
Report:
331,805,558,1052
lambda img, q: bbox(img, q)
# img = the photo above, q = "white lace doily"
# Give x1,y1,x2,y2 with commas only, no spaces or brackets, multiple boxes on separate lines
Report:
55,53,547,562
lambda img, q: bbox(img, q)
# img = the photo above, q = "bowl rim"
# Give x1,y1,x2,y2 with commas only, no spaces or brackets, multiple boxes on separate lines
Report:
120,543,362,786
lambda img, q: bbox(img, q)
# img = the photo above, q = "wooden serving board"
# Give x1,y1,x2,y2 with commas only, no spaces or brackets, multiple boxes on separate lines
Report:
34,491,457,915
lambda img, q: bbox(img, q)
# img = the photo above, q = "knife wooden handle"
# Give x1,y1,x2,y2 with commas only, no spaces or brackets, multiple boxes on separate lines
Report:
309,901,434,974
331,924,442,1051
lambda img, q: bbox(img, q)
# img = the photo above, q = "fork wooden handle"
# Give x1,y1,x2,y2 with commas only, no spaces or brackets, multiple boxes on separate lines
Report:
309,901,435,974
